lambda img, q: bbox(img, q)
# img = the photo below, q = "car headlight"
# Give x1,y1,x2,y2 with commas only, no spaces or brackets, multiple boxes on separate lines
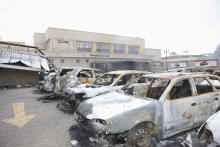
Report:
90,119,111,133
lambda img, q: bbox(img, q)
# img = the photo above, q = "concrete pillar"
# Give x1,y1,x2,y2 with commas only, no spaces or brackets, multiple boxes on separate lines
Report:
49,38,53,51
69,39,74,51
92,42,96,53
73,40,76,52
125,45,129,54
110,43,113,54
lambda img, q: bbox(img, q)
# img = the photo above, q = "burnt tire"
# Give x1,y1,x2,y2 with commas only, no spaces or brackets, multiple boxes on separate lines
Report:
199,128,214,144
126,123,158,147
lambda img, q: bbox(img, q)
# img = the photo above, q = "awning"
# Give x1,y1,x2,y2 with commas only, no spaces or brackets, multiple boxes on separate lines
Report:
0,50,50,71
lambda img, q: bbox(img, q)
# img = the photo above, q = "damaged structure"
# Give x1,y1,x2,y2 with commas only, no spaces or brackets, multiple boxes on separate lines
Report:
72,72,220,147
0,41,51,88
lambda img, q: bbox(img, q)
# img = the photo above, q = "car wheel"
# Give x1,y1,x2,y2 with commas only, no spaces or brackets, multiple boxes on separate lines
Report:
127,123,158,147
199,128,214,144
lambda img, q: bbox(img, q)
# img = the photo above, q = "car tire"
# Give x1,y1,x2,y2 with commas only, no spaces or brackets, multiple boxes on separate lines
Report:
199,128,214,144
126,122,158,147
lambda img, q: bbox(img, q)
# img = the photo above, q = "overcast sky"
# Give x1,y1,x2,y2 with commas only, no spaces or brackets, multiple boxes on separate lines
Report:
0,0,220,55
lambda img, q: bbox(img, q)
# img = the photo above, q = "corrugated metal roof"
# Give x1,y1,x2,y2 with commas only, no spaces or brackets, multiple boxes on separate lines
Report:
0,49,49,71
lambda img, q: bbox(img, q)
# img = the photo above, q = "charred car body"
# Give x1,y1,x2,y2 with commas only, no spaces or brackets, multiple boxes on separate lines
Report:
198,110,220,145
74,72,220,147
59,70,150,113
43,69,58,92
53,67,103,95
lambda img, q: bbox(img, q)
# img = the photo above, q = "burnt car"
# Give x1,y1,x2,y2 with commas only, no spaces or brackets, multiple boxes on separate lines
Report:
57,70,150,113
53,67,103,95
66,70,150,98
61,68,104,93
74,72,220,147
43,69,58,92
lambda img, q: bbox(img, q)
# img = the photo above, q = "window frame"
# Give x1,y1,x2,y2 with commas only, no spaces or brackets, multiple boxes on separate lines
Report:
207,75,220,91
192,76,214,95
96,42,111,53
113,44,126,54
128,45,140,54
76,41,92,52
167,78,193,100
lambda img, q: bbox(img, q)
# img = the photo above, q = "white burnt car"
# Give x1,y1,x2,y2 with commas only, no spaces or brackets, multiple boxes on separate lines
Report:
74,73,220,147
66,70,150,99
43,69,58,92
54,67,103,95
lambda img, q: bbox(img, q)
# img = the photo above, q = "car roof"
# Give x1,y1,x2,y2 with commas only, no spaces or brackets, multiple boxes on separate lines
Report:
167,67,200,71
60,67,100,70
107,70,150,75
143,72,213,79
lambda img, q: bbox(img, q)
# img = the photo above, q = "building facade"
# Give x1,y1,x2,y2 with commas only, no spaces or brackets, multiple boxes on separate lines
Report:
162,54,220,73
34,27,161,71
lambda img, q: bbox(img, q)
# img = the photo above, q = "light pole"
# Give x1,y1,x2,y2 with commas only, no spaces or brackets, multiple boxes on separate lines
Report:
164,50,169,70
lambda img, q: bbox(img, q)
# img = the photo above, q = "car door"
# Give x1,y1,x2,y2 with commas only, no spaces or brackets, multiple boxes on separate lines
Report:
163,78,199,138
192,77,219,124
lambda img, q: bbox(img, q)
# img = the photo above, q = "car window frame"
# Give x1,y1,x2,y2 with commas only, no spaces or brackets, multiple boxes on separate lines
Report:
207,75,220,92
191,76,215,95
165,78,194,101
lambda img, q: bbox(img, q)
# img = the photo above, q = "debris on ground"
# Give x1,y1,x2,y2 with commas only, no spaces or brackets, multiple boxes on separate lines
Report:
36,94,61,103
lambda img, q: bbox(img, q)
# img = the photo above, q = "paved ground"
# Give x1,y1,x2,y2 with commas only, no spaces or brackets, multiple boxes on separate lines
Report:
0,88,74,147
0,88,219,147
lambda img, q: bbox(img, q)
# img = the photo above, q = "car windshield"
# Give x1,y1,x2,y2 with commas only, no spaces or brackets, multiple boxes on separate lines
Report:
93,73,120,86
124,76,170,100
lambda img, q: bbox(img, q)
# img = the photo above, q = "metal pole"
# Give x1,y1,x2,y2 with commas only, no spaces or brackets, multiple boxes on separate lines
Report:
164,50,169,70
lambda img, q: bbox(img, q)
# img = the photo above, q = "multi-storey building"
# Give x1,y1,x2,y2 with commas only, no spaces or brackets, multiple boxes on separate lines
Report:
34,27,161,71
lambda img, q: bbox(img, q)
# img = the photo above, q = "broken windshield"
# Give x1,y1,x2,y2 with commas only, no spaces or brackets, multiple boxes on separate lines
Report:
93,74,120,86
124,76,170,100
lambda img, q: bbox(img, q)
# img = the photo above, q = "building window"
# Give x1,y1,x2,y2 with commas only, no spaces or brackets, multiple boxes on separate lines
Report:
60,59,65,63
128,45,140,54
96,42,111,53
76,59,80,63
113,44,126,53
86,59,89,63
76,41,92,52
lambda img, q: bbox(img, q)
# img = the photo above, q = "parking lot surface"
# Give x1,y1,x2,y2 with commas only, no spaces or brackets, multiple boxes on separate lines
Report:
0,88,74,147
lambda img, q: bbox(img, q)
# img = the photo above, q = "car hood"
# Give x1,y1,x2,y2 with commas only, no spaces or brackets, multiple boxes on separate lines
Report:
66,84,112,98
77,91,154,120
